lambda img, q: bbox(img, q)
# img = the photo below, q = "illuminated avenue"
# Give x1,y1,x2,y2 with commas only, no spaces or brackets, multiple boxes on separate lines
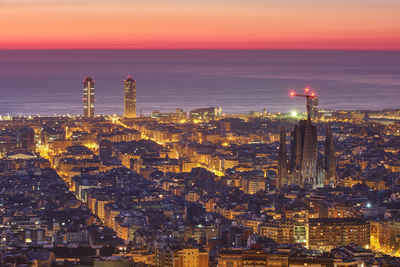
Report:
0,78,400,266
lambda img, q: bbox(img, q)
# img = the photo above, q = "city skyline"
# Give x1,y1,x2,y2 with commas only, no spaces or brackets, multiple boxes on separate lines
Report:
1,1,400,266
1,49,399,116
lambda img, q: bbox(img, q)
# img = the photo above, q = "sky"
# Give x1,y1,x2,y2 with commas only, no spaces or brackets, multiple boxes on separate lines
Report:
1,0,400,50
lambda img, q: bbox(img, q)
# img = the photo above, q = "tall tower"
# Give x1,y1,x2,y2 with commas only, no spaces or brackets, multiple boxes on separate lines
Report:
277,127,289,189
83,77,95,117
289,88,321,188
307,96,319,120
324,127,336,187
290,118,318,188
124,76,136,118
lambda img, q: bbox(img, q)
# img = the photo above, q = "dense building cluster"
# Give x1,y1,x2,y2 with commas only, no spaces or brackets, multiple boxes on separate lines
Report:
0,106,399,266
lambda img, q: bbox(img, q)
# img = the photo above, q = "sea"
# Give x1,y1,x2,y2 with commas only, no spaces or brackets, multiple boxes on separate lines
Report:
0,50,399,116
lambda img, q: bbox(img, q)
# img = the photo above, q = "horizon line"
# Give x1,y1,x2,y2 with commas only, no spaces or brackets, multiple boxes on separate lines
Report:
1,107,400,117
1,48,400,52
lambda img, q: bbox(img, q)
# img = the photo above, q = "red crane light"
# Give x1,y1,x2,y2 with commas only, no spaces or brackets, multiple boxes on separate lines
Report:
289,87,319,120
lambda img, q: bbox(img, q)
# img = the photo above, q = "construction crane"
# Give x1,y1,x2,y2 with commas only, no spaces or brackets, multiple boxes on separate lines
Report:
289,87,317,120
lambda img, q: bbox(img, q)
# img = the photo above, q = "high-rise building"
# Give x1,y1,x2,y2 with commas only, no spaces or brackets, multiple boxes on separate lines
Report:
277,127,289,189
307,96,319,120
124,76,136,118
83,77,95,117
290,118,320,188
324,127,336,187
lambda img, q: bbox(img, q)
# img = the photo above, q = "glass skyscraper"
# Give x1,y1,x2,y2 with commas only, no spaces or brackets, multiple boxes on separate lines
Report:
124,76,136,118
83,77,95,117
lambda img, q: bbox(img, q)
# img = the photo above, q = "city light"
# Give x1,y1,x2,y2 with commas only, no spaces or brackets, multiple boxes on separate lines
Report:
0,39,398,266
0,83,399,264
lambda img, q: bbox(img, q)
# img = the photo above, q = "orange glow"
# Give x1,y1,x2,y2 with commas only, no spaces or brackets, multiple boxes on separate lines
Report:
221,142,229,147
290,92,295,97
0,1,399,50
305,87,309,93
311,92,315,97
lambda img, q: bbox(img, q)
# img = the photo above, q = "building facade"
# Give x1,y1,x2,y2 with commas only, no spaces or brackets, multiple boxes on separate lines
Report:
307,96,319,121
83,76,95,117
291,118,320,188
124,76,136,118
308,218,370,251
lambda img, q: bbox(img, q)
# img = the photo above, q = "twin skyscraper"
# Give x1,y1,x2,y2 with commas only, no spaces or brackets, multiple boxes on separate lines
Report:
82,76,137,118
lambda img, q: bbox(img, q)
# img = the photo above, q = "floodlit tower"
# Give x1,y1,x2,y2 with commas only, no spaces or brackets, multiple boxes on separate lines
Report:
124,75,136,118
290,119,318,187
83,77,95,117
289,87,319,188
